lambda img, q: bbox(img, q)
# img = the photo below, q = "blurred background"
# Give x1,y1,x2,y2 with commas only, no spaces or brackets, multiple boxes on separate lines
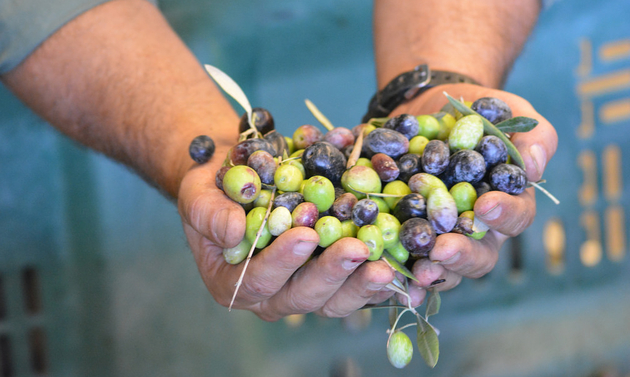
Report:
1,0,629,376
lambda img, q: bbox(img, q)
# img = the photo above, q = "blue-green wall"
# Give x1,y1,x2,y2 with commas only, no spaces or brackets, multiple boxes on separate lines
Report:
0,0,629,376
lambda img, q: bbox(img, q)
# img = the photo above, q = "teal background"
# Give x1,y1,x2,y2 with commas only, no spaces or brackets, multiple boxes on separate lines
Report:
1,0,630,376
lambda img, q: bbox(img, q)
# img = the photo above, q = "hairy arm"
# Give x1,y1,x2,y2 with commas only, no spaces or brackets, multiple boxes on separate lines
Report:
372,0,557,297
1,0,398,320
1,0,239,198
373,0,541,89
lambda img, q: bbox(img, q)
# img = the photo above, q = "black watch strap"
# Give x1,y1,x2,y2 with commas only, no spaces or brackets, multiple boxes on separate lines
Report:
361,65,480,123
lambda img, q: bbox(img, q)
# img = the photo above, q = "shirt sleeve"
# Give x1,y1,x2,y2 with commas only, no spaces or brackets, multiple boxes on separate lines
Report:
0,0,158,74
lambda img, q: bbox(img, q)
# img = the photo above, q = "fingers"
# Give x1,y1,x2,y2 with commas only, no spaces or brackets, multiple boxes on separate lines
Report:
474,188,536,237
178,164,246,248
316,259,395,317
427,232,501,279
410,258,462,291
395,284,427,308
509,107,558,182
230,227,320,308
258,237,376,321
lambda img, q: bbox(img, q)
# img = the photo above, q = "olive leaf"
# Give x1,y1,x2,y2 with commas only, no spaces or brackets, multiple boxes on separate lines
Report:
444,93,526,171
416,314,440,368
495,116,539,133
425,289,441,319
367,117,389,128
382,251,418,282
204,64,254,131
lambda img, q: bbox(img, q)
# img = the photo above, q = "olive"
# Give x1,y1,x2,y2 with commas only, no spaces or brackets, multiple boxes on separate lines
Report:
238,107,275,135
302,141,347,185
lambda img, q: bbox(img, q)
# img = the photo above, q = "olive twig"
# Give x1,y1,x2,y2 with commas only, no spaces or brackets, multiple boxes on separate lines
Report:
346,130,364,168
529,180,560,205
396,323,418,332
305,99,335,132
387,308,411,344
229,187,277,310
346,184,405,199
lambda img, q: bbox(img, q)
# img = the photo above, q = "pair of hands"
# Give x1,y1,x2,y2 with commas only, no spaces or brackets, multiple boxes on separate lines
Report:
177,84,558,322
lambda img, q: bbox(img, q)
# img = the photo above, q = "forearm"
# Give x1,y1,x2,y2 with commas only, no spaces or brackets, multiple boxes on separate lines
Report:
1,0,238,198
373,0,541,89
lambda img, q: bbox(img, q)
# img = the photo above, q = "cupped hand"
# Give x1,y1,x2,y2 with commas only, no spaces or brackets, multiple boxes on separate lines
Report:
177,161,397,321
391,83,558,293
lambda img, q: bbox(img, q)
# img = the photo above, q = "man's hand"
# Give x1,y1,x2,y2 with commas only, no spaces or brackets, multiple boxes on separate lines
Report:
178,162,399,321
391,83,558,292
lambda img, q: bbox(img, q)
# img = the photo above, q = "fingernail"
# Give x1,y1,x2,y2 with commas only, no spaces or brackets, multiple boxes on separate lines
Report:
294,240,318,256
440,252,461,266
529,144,547,180
479,203,501,221
342,258,366,271
429,279,446,287
367,281,386,290
213,207,230,243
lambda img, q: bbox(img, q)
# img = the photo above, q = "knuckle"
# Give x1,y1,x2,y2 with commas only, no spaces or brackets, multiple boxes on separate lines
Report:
240,278,277,302
287,292,318,313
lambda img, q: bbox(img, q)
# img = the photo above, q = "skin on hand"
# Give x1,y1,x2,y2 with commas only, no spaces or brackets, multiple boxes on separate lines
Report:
178,162,397,321
0,0,398,321
1,0,551,319
391,83,558,293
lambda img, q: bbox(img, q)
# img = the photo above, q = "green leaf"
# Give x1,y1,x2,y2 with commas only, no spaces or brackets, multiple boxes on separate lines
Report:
367,117,389,128
444,93,526,171
425,289,441,319
494,116,538,133
382,251,419,282
416,314,440,368
204,64,252,127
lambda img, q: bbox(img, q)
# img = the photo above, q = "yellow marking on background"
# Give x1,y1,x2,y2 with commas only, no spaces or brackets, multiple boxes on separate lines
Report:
600,97,630,124
576,38,592,77
580,211,602,267
603,144,622,201
543,218,565,274
578,150,598,206
577,69,630,97
605,205,626,262
284,314,306,328
577,100,595,139
599,39,630,62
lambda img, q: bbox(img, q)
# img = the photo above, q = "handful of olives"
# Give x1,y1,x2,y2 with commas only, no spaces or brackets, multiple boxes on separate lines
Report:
211,96,536,265
193,65,556,369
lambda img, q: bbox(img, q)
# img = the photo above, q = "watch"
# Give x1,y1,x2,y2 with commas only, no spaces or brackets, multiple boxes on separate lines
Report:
361,64,480,123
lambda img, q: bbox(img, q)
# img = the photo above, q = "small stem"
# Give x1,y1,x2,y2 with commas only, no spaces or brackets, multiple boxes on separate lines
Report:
396,323,418,332
305,99,335,131
229,187,277,310
346,131,364,168
345,184,405,198
529,180,560,205
248,112,260,136
387,308,410,346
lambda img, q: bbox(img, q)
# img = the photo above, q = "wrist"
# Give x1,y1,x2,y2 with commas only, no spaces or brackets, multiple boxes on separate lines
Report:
362,64,480,122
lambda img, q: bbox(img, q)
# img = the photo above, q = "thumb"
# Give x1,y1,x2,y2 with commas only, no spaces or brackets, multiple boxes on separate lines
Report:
509,108,558,183
178,166,246,248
